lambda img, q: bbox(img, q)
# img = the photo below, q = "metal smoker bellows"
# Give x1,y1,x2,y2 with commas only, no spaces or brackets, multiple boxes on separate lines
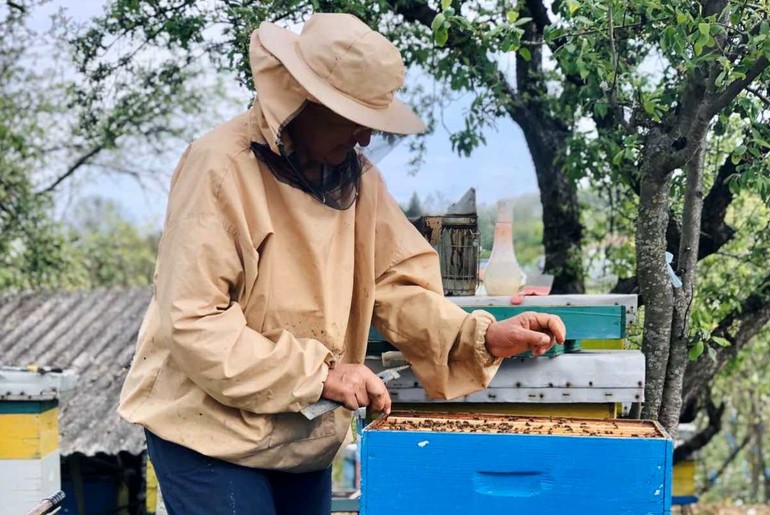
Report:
410,188,480,296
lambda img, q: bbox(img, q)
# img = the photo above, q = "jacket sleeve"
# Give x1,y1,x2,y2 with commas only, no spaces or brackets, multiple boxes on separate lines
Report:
154,144,334,414
370,172,502,400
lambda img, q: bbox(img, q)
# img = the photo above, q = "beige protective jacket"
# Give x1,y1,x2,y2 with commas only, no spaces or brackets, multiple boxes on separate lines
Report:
118,30,501,472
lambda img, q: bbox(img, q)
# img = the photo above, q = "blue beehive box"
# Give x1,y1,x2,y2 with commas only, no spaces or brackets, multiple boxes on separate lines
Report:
361,412,673,515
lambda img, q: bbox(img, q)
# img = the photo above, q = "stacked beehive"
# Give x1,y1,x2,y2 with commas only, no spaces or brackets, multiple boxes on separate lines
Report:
361,412,673,514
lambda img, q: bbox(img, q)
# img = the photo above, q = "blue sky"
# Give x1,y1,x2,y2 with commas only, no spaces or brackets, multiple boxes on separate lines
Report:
42,1,539,228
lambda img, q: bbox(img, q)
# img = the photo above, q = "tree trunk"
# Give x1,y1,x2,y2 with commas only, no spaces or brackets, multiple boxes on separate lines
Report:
637,130,675,420
513,10,583,294
392,1,585,294
659,140,707,435
388,0,585,293
517,114,583,294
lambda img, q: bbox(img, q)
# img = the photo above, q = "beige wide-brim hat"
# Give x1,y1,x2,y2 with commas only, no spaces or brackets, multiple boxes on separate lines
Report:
258,13,426,135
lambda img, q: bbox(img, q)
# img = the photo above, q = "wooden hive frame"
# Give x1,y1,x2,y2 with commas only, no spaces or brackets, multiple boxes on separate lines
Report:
371,412,669,439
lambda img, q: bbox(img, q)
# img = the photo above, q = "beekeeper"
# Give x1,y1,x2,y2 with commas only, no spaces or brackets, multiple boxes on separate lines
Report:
118,12,566,515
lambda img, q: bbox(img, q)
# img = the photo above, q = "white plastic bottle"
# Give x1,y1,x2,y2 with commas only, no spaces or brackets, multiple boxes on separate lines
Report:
483,198,526,295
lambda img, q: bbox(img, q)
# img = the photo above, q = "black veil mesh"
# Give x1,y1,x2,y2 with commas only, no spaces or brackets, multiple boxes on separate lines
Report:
251,142,371,210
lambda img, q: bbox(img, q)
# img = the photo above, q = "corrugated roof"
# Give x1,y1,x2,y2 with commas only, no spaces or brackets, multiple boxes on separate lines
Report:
0,287,152,455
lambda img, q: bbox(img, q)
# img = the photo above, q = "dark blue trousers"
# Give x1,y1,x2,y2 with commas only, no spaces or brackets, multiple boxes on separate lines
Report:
145,430,332,515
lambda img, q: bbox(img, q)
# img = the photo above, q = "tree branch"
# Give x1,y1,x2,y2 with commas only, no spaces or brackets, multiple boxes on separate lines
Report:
700,0,730,18
682,273,770,408
387,1,530,126
610,276,638,294
36,146,103,195
6,0,25,13
666,152,739,261
606,4,632,134
701,433,752,494
658,65,712,173
727,17,766,63
708,57,770,117
747,86,770,108
674,394,725,463
524,0,552,33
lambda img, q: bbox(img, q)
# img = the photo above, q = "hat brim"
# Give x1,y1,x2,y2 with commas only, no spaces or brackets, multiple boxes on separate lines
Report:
258,22,426,136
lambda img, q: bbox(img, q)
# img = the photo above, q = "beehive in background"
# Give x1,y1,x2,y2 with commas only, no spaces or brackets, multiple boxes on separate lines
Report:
0,367,76,514
361,412,673,515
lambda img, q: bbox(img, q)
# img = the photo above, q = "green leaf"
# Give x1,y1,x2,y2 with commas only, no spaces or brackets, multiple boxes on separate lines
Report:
676,10,687,25
435,25,449,46
688,339,704,360
698,23,710,36
518,47,531,61
707,345,717,362
712,336,732,347
506,11,519,23
566,0,579,15
431,13,446,34
544,27,566,43
715,70,726,87
594,101,609,118
454,16,473,30
694,40,703,56
612,150,624,166
441,0,452,10
642,98,655,115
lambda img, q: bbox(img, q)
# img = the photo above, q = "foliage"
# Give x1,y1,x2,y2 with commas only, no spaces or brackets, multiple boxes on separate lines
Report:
429,0,770,200
700,327,770,502
0,0,212,291
73,0,587,291
67,197,159,288
0,1,84,289
431,0,770,432
5,0,770,448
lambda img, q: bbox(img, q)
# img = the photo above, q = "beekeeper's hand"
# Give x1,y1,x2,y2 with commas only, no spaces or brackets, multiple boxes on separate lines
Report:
484,312,566,358
321,364,392,415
